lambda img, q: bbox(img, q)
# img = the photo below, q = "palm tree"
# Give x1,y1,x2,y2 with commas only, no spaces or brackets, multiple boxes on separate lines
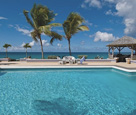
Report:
23,4,62,59
23,43,32,58
3,44,11,58
63,12,89,55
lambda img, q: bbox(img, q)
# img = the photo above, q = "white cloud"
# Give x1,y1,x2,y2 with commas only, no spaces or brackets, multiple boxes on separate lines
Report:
105,10,115,16
82,0,102,8
8,46,24,51
42,40,47,45
29,41,35,47
94,31,117,42
21,42,26,47
81,0,116,9
45,43,50,46
15,25,32,37
115,0,136,37
0,16,7,20
8,24,14,28
21,41,35,47
57,43,62,48
81,4,86,8
104,28,113,31
82,0,136,37
42,40,50,46
89,34,94,38
105,0,115,3
85,20,93,26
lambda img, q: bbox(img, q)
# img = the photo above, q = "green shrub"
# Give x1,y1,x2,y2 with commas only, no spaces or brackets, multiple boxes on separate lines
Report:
48,55,58,59
78,55,88,59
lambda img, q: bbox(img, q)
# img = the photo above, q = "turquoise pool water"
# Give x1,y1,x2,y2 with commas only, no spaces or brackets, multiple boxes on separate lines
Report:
0,68,136,115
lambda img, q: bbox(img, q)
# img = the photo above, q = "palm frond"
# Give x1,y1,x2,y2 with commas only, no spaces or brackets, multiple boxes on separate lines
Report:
30,4,56,28
49,23,62,27
31,30,39,42
23,10,35,29
23,43,32,48
62,12,89,38
3,44,12,48
63,21,71,39
48,31,62,45
77,25,89,31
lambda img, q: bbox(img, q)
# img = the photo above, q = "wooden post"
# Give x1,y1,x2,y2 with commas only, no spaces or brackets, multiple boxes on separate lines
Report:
112,47,114,59
108,47,110,56
119,47,121,54
131,48,134,60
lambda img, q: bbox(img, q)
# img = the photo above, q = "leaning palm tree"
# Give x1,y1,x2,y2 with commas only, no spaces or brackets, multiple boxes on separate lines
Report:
63,12,89,55
3,44,11,58
23,43,32,58
23,4,62,59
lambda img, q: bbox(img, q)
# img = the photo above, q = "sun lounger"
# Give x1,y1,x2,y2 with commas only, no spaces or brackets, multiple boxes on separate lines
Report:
77,56,85,64
0,58,10,62
27,59,61,62
59,56,76,64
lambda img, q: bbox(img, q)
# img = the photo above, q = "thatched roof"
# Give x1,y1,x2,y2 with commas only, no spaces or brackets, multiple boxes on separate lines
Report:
107,36,136,47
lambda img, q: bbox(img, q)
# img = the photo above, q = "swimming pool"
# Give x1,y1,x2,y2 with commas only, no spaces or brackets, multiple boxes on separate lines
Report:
0,68,136,115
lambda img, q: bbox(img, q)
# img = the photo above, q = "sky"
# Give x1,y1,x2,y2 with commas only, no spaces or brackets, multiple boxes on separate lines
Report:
0,0,136,52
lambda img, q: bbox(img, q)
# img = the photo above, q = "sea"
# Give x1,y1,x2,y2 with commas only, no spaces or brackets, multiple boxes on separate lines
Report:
0,52,131,60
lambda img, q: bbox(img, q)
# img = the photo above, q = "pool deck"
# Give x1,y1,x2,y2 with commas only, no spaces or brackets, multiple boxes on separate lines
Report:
0,61,136,71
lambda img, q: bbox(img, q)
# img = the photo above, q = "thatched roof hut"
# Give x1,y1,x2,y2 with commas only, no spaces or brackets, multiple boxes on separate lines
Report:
107,36,136,60
107,36,136,47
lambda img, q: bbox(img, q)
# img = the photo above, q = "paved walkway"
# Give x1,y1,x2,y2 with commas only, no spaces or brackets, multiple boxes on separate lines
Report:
0,61,136,69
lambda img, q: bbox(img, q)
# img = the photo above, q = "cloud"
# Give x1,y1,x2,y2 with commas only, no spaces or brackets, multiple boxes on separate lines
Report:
89,34,95,38
104,28,113,31
104,0,115,3
115,0,136,37
21,42,26,47
82,0,136,37
85,20,93,26
8,46,24,51
57,43,62,48
45,43,50,46
94,31,117,42
105,10,115,16
21,41,35,47
42,40,50,46
8,24,14,27
81,0,116,9
15,25,32,37
9,24,32,37
29,41,35,46
81,4,86,8
81,0,102,9
0,16,7,20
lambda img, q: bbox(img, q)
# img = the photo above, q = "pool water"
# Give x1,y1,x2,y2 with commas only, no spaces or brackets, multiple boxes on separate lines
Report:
0,68,136,115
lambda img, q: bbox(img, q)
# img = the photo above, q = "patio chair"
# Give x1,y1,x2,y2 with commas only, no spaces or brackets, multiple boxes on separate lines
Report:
77,56,85,64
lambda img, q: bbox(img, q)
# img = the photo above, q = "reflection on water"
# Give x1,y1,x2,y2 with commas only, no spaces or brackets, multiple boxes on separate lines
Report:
33,98,89,115
0,72,7,76
122,109,136,115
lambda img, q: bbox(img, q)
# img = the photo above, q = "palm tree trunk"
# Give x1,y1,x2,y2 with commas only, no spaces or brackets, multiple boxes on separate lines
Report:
39,36,44,59
26,48,27,58
6,48,8,58
68,39,71,56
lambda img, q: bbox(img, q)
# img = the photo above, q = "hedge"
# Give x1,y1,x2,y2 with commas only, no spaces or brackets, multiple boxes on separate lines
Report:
78,55,88,59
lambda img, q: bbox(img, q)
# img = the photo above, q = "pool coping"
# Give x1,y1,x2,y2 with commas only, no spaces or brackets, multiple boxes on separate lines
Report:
0,65,136,72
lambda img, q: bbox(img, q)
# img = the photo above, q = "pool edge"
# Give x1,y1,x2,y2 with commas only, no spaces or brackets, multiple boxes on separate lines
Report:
0,65,136,72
